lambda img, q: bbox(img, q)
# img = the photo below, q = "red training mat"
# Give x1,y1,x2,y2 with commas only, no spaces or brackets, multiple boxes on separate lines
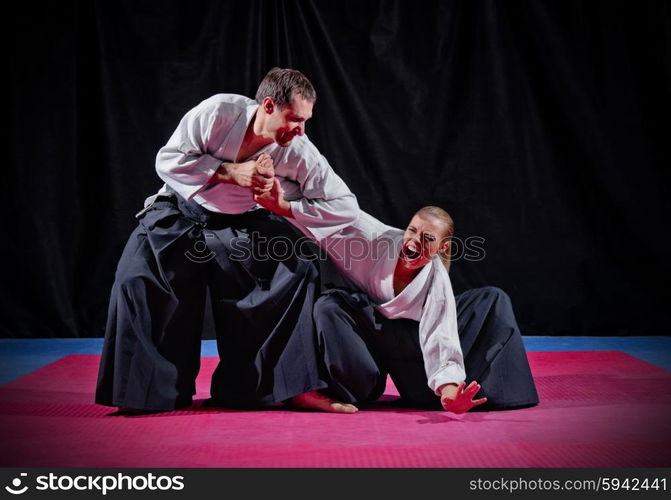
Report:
0,351,669,467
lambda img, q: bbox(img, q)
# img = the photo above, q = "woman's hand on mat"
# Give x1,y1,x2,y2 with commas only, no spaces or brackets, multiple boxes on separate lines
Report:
440,381,487,414
255,178,293,218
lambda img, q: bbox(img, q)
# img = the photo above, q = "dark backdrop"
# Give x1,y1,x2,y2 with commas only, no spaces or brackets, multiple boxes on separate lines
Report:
5,0,670,338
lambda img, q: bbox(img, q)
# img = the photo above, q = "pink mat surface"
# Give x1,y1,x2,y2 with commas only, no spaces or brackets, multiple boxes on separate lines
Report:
1,351,670,467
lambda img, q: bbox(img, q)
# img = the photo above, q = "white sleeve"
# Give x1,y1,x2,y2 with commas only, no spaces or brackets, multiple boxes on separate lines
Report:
154,102,225,200
419,270,466,394
284,153,359,241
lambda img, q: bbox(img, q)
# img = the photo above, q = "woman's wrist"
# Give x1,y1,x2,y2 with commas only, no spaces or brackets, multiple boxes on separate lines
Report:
439,383,459,400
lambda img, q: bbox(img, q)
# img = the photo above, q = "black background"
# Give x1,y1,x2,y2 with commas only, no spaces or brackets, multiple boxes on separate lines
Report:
5,0,670,338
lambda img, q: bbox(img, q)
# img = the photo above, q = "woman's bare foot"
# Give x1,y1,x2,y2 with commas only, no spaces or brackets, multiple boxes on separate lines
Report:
291,391,358,414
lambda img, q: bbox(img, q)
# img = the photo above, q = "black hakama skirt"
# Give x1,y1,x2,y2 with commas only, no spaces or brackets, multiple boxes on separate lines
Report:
313,286,539,410
95,192,326,411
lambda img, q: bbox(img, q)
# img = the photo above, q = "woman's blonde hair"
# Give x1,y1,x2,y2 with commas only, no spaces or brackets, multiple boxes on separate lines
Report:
415,206,454,272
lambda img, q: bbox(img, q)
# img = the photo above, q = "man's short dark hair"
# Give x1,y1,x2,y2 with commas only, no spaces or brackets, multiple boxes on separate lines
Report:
255,67,317,107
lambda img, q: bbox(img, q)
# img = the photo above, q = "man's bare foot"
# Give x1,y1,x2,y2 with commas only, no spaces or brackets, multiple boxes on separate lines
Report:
291,391,358,414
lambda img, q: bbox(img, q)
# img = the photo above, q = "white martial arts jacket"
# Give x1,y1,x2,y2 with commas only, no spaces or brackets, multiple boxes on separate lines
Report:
149,94,358,241
310,211,467,394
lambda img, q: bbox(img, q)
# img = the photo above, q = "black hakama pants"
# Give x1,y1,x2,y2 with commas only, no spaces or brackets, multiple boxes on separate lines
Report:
95,193,326,411
313,286,539,410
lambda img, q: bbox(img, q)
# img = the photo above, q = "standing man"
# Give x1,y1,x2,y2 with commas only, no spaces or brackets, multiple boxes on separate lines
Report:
96,68,359,413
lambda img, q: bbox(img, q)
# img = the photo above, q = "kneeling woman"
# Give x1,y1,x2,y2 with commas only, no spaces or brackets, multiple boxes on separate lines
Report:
310,206,539,413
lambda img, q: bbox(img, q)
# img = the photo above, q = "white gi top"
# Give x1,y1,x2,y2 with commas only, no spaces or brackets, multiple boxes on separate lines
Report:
312,211,466,394
150,94,358,241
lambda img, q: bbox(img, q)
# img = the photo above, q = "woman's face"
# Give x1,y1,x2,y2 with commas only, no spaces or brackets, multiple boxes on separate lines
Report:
400,214,450,270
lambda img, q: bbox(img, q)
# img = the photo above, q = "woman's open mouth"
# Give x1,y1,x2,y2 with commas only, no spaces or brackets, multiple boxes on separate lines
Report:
402,244,421,261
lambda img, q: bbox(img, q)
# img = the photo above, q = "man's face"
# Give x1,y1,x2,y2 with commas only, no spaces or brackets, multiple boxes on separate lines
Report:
400,214,450,270
265,95,313,147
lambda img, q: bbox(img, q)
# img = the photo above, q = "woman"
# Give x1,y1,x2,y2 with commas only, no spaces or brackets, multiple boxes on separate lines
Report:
307,206,539,413
255,177,539,413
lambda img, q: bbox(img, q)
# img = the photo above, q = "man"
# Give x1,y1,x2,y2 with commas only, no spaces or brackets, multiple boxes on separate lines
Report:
96,68,359,414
